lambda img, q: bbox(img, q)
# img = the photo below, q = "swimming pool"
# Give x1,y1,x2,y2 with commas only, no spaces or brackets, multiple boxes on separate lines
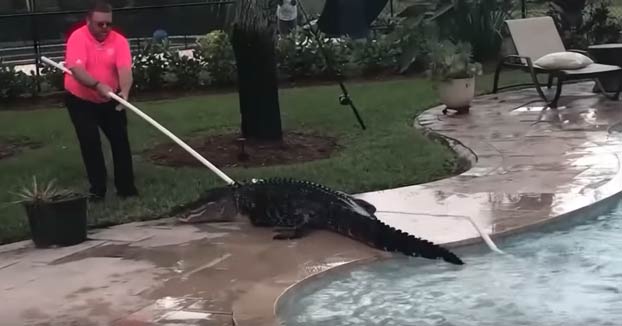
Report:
277,200,622,326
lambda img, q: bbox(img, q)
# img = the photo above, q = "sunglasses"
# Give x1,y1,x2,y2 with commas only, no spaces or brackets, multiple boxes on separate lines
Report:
96,22,113,28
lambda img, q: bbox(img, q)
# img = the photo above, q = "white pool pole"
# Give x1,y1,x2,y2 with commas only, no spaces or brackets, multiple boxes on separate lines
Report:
40,56,236,186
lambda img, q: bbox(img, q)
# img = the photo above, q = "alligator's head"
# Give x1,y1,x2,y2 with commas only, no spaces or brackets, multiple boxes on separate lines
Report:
182,179,268,220
177,185,239,223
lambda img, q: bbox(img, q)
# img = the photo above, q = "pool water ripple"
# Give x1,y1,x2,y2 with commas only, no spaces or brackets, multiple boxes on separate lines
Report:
279,203,622,326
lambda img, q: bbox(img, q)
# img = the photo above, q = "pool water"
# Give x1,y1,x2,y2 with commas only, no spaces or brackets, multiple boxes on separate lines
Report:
278,202,622,326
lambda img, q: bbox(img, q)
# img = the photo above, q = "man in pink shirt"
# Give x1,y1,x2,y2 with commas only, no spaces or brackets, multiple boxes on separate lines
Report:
64,0,138,201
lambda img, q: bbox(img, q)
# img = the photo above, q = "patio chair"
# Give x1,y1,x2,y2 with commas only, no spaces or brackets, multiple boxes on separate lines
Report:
492,16,622,121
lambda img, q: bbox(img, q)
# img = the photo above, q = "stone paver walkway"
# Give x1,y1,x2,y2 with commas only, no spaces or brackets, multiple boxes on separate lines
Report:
2,82,622,325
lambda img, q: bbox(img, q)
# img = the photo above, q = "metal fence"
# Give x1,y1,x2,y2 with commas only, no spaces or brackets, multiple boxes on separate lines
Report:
0,0,235,90
0,0,401,91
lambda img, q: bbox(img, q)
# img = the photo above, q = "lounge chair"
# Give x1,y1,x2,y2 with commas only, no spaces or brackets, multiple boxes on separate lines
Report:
493,16,622,119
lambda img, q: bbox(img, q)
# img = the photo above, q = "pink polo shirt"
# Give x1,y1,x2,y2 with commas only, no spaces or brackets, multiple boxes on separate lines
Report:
64,25,132,103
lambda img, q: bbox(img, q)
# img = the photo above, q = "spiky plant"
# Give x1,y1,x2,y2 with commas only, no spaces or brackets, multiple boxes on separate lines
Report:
11,176,79,204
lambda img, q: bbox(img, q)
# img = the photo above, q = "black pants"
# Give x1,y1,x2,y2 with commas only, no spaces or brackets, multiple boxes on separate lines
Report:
278,19,296,35
65,92,137,197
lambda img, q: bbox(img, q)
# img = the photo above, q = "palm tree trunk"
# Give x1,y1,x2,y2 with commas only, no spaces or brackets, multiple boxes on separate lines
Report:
230,0,283,141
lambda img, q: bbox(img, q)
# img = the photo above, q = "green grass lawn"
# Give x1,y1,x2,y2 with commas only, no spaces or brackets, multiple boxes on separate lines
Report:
0,70,530,245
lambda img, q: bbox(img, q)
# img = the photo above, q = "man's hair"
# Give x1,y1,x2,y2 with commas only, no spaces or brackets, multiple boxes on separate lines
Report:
88,0,112,15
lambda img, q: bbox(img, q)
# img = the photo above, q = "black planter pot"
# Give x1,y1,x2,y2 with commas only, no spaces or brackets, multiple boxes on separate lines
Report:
23,195,88,248
23,203,57,248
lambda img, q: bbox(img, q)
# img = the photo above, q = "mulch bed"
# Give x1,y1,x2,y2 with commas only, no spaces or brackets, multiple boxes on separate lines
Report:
0,137,42,160
145,131,341,168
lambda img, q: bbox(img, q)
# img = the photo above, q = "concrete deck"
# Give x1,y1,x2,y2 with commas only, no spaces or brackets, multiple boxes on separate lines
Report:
2,82,622,325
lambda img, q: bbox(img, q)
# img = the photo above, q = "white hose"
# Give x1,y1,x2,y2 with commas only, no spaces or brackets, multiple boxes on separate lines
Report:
376,210,505,254
40,56,236,186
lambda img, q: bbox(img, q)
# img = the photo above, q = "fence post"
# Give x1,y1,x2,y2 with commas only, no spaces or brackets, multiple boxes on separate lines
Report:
30,0,41,94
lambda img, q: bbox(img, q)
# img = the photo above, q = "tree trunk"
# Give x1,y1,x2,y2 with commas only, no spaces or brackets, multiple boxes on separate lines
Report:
230,0,283,141
231,27,283,141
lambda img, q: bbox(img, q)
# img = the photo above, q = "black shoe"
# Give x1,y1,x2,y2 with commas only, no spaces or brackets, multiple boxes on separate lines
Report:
117,188,139,199
88,193,105,202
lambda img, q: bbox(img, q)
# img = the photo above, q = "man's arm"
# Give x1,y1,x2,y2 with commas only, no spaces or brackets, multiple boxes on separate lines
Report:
116,37,134,101
69,66,98,88
65,32,112,99
118,67,133,100
70,66,113,99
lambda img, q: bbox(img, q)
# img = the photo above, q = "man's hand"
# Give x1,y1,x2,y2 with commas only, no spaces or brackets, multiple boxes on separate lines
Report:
95,83,113,100
117,67,133,112
115,92,128,111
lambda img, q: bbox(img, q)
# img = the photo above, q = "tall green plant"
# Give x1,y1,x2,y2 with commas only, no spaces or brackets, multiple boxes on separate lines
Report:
393,0,513,69
426,40,482,81
10,177,79,204
582,0,622,45
436,0,513,61
391,0,454,73
549,0,622,49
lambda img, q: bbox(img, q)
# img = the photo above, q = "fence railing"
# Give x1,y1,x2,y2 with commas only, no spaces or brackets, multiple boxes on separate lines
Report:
1,35,201,66
0,1,235,91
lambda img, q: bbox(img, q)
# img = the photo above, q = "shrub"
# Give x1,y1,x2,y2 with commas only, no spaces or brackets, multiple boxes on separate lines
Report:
0,60,33,100
39,64,64,92
393,0,513,63
195,30,237,86
165,52,206,90
132,44,169,92
348,34,402,76
276,30,331,80
548,0,622,49
438,0,514,61
5,25,446,98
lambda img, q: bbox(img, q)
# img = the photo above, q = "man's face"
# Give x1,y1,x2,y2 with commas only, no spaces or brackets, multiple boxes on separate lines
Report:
87,11,113,41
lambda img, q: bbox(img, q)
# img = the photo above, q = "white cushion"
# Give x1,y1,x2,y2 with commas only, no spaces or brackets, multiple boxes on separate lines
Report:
533,51,594,70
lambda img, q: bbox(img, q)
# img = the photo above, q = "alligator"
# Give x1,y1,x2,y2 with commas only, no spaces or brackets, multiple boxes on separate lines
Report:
180,177,464,265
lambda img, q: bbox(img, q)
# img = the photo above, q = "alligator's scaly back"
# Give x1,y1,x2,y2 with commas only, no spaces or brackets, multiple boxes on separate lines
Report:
232,178,464,265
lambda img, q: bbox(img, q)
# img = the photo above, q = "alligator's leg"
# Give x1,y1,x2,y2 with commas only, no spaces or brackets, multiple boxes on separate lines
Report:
273,213,310,239
352,198,376,214
264,204,310,240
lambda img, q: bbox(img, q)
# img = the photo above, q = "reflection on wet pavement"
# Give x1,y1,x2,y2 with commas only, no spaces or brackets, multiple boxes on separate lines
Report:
0,219,380,326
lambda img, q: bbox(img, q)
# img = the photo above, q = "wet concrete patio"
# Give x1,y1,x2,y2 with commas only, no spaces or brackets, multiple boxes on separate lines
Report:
357,82,622,246
2,81,622,325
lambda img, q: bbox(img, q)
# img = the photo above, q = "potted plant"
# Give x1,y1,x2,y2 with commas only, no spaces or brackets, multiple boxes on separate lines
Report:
427,40,483,115
11,177,89,248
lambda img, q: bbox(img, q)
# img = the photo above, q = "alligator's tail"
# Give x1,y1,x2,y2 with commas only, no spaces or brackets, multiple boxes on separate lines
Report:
328,212,464,265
